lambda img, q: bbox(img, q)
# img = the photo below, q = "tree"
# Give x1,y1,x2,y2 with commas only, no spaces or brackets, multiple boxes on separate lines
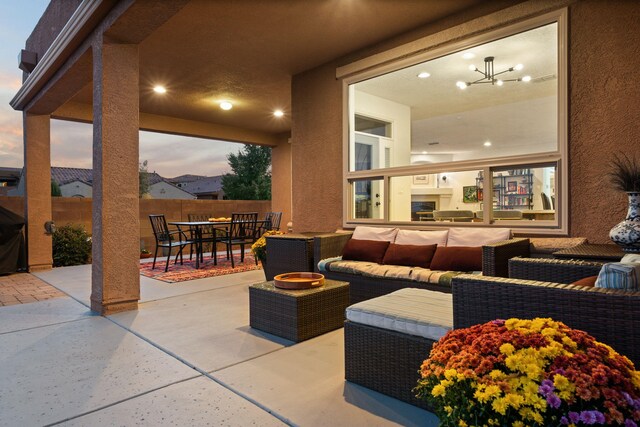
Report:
51,180,62,197
139,160,150,198
221,145,271,200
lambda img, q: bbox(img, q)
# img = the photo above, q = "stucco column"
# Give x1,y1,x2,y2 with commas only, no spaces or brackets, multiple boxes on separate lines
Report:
23,112,53,271
270,136,292,230
91,39,140,314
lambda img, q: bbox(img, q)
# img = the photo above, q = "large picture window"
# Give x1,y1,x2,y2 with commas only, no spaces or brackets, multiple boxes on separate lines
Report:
343,12,567,233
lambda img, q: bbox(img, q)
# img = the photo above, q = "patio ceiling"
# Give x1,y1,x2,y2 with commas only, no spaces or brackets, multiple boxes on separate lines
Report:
57,0,488,138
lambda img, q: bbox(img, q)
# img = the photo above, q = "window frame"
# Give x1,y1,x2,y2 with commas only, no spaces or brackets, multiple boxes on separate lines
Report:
340,9,568,235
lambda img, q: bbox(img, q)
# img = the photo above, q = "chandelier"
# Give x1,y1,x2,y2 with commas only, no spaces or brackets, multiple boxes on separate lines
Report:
456,56,531,89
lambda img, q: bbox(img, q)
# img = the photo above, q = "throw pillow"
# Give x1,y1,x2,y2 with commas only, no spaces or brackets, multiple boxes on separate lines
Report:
446,227,511,247
621,254,640,264
595,262,640,291
382,243,438,269
571,275,598,287
429,246,482,272
395,229,448,246
342,239,390,264
352,226,398,242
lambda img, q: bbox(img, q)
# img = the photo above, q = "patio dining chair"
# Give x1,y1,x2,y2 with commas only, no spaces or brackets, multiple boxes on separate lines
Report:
256,211,282,238
149,214,195,272
187,213,218,261
219,212,258,268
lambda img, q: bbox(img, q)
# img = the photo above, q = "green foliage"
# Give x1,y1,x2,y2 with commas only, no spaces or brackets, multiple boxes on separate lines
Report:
139,160,150,198
221,145,271,200
52,224,92,267
51,180,62,197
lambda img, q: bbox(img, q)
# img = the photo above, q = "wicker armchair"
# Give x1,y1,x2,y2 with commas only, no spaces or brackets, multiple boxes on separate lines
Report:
451,258,640,365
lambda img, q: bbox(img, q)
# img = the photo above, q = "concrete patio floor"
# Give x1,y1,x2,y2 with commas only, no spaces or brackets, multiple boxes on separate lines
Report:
1,264,439,426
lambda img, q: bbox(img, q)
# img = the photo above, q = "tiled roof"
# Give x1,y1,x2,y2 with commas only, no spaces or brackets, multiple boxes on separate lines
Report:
167,174,208,183
178,175,223,195
51,167,93,185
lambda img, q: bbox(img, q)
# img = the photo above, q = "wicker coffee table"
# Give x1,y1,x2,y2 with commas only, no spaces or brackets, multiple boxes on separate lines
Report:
249,279,349,342
552,243,624,262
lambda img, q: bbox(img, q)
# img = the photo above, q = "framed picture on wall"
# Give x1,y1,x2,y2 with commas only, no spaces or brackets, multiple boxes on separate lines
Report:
507,181,517,192
413,175,431,185
463,186,478,203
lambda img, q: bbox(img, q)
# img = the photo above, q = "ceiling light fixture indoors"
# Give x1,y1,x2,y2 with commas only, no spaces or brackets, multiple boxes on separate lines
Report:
153,85,166,94
456,56,531,89
417,71,431,79
219,101,233,110
273,109,284,117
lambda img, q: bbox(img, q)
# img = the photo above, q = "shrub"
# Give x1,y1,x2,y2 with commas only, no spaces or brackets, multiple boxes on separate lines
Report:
52,224,92,267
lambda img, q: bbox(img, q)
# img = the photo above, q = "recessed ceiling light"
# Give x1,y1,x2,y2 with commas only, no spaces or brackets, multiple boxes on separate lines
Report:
421,151,427,154
220,101,233,110
153,86,166,94
462,52,475,60
273,109,284,117
484,141,492,147
417,72,430,79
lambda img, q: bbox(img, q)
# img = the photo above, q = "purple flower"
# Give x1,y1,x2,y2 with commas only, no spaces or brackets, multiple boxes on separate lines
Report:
625,420,638,427
539,379,555,397
633,398,640,410
579,411,597,425
568,412,581,424
546,394,561,409
560,417,570,425
491,319,505,326
623,392,634,406
594,412,606,424
553,368,567,376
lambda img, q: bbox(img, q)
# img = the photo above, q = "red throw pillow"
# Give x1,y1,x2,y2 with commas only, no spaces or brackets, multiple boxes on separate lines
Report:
571,275,598,287
382,243,438,269
430,246,482,272
342,239,390,264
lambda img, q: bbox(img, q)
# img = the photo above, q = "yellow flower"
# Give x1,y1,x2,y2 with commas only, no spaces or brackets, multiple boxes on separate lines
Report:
489,370,505,380
485,384,502,398
432,384,446,397
492,398,508,415
561,336,577,349
503,392,524,409
500,343,515,355
458,421,468,427
444,369,458,380
553,374,575,394
444,405,453,415
512,422,524,427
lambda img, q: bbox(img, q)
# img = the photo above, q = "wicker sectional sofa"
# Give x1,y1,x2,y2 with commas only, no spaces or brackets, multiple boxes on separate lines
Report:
315,227,530,304
451,256,640,365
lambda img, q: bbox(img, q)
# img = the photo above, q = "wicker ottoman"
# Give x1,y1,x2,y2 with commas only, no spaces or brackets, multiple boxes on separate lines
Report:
344,288,452,409
249,279,349,342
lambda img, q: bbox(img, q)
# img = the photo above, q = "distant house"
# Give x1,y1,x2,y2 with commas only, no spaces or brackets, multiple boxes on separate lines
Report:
8,166,196,199
0,167,22,196
169,174,225,200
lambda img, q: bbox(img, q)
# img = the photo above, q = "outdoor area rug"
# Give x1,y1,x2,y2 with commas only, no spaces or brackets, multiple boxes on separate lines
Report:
139,253,263,283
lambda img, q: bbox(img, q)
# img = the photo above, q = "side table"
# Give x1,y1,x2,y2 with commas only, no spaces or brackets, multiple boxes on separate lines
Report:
249,279,349,342
552,243,625,262
265,232,341,280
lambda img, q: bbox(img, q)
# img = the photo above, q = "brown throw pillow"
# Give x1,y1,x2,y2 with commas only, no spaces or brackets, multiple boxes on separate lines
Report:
342,239,390,264
571,275,598,287
430,246,482,272
382,243,438,269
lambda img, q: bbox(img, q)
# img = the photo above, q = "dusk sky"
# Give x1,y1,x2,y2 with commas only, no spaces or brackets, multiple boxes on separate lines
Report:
0,0,240,178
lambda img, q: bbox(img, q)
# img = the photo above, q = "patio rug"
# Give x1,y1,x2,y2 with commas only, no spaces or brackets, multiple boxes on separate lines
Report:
139,253,263,283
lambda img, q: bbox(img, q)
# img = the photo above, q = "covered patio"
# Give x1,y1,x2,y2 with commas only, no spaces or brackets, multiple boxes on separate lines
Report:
0,266,437,426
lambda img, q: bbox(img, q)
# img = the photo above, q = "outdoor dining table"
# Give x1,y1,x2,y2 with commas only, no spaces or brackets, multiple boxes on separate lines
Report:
168,220,267,269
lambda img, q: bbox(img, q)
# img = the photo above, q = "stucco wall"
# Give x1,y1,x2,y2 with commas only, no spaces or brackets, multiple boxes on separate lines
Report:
568,0,640,242
25,0,83,63
291,0,640,242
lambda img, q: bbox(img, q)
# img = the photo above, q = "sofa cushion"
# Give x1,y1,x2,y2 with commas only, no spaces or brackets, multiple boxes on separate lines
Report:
342,239,390,264
571,275,598,287
352,226,398,242
430,246,482,272
382,243,437,269
595,262,640,290
320,259,467,287
394,229,448,246
446,227,510,247
346,288,452,340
